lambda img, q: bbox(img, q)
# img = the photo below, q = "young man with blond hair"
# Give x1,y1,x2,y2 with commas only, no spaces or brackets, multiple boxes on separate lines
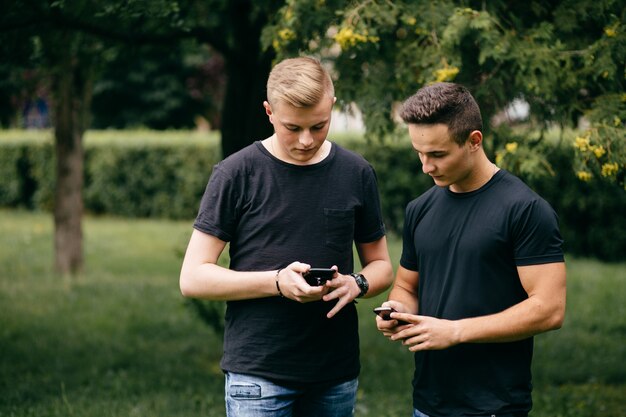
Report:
376,82,566,417
180,56,393,416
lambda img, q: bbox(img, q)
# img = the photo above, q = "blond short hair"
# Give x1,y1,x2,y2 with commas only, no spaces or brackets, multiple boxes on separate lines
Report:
267,56,335,108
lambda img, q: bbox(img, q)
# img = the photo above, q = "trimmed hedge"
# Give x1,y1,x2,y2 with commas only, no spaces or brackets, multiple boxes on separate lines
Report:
1,130,624,261
0,130,221,219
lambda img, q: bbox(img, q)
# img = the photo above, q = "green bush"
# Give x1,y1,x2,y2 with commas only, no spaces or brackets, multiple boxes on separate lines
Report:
523,144,626,262
0,130,221,219
0,129,624,261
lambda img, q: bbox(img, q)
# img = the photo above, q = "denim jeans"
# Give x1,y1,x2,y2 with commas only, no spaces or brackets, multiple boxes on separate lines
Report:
413,409,430,417
413,409,527,417
225,372,357,417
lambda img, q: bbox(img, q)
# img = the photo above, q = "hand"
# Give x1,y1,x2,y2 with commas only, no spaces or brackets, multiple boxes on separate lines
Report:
389,313,462,351
277,262,330,303
322,266,359,318
375,301,413,337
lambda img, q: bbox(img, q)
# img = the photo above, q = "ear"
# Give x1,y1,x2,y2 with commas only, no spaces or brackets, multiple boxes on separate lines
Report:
468,130,483,151
263,101,273,120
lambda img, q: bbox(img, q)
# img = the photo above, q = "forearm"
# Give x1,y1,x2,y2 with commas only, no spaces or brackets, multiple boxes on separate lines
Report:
359,259,394,298
387,281,419,314
456,295,565,344
458,263,567,343
180,263,278,301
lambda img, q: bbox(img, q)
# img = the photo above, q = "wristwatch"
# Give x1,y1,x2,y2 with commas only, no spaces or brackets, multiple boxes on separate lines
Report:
350,273,369,298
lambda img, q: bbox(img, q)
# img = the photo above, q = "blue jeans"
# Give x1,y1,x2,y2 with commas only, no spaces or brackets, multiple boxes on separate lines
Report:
413,409,526,417
225,372,357,417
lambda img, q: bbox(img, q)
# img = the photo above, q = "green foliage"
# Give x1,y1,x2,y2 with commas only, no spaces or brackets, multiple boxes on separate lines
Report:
1,128,624,260
348,137,433,234
0,130,221,219
572,102,626,190
0,143,25,206
264,0,626,185
1,210,624,416
91,41,224,130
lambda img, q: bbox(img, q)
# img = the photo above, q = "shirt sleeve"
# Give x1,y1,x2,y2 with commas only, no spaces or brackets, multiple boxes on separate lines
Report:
193,164,240,242
354,164,386,243
399,202,419,271
512,197,564,266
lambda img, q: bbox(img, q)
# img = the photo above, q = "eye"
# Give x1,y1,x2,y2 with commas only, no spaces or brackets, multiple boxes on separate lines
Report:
312,124,326,131
285,125,300,132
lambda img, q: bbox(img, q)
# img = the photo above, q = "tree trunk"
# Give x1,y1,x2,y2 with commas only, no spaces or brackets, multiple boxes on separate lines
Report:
51,52,92,275
220,53,274,158
219,1,276,158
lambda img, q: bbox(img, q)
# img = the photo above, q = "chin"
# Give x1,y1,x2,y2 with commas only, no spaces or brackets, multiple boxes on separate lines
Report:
431,177,447,186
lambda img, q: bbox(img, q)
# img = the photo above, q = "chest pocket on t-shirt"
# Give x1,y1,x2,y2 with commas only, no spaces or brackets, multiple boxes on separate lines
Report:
324,208,355,252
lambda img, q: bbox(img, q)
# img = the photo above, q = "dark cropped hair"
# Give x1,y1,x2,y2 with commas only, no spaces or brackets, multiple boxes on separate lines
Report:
400,82,483,146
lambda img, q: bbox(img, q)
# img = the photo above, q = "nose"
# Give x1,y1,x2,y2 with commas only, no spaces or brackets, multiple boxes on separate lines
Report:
299,129,314,147
420,156,435,174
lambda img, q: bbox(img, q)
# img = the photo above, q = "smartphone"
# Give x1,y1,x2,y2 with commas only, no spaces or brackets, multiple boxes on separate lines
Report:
373,307,409,325
303,268,335,286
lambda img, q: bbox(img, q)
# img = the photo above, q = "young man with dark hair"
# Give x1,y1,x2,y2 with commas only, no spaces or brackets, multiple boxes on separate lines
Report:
376,82,566,417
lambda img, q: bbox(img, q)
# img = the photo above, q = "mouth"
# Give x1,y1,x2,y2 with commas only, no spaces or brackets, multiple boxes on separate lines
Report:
295,148,316,155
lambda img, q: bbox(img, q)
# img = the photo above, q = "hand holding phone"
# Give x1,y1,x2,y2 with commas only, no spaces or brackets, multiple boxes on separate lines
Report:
303,268,335,286
373,306,409,325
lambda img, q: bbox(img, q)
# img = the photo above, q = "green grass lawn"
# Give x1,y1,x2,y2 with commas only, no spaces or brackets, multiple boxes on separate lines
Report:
0,209,624,416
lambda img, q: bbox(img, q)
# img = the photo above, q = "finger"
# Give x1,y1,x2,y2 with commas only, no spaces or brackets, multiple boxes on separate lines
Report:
390,312,417,324
326,296,350,318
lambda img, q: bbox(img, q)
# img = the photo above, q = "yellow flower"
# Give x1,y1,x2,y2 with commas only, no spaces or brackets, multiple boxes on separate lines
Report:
577,171,593,182
406,16,417,26
284,7,293,20
433,66,460,82
495,153,503,165
605,27,616,37
593,146,606,158
278,28,295,41
601,162,619,177
334,27,378,50
614,116,622,127
573,136,590,151
505,142,518,153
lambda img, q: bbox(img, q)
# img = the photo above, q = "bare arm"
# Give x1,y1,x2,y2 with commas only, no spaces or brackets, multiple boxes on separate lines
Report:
179,229,327,302
323,236,394,318
390,262,567,351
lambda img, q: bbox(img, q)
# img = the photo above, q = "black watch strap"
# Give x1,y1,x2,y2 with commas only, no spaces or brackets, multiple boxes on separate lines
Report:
350,273,369,298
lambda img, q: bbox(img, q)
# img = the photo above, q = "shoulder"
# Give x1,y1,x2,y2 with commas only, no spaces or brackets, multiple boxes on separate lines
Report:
494,171,555,211
406,185,440,212
332,142,373,168
213,142,266,176
491,172,561,236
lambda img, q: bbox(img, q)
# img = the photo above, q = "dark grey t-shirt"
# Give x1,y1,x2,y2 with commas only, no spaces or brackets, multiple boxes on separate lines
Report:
194,141,385,383
401,170,564,416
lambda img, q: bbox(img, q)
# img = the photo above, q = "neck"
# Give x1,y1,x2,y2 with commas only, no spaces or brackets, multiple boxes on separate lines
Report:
450,158,498,193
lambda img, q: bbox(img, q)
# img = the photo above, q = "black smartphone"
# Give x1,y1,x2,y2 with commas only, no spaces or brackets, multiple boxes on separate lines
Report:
373,307,409,325
303,268,335,286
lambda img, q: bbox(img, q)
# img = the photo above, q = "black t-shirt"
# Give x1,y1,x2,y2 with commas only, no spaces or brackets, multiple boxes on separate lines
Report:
194,141,385,383
401,170,564,416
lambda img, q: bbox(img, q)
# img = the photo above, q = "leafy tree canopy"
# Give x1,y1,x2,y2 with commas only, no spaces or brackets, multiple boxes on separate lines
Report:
263,0,625,188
